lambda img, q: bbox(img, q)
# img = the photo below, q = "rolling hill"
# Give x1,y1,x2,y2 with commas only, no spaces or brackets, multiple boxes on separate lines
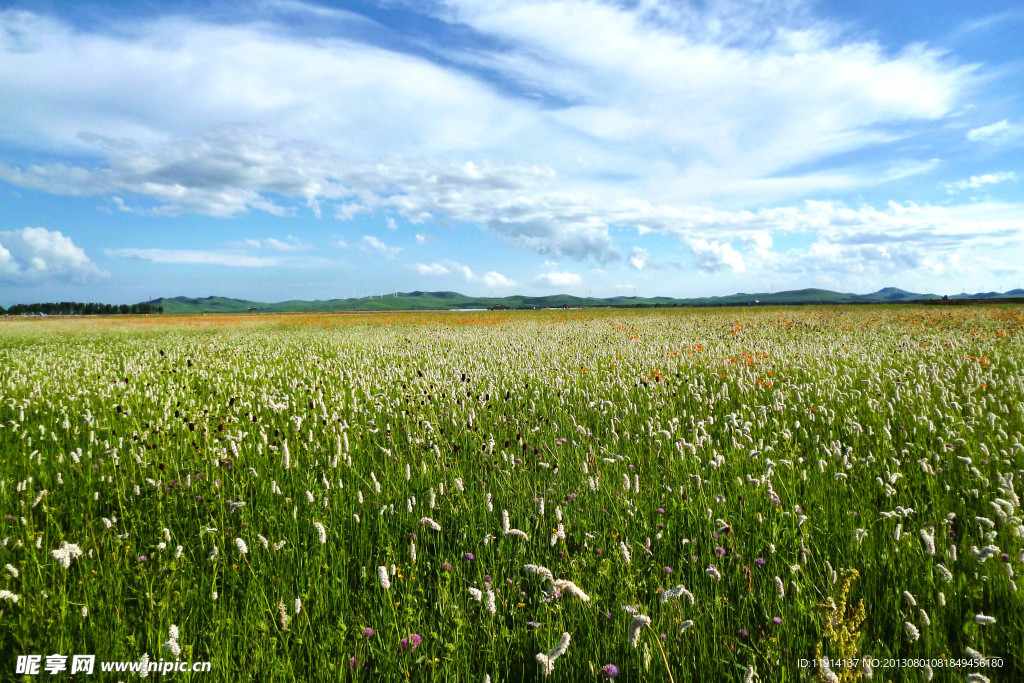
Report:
138,286,992,314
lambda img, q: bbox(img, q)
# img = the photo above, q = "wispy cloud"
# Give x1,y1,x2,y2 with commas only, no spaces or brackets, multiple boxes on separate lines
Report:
106,248,279,267
360,235,402,258
408,260,515,288
966,120,1024,145
228,236,312,251
944,172,1017,193
536,271,581,286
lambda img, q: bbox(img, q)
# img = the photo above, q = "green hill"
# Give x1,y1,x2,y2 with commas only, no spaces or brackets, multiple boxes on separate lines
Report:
141,286,1020,314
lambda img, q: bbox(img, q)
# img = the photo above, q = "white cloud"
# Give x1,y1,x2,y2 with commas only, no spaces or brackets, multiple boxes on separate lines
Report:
386,217,398,230
334,238,348,248
967,120,1024,144
0,10,531,157
106,248,278,267
360,235,402,258
411,262,450,275
0,3,1015,286
438,0,972,184
944,172,1017,193
408,260,514,287
481,271,515,288
228,235,312,251
536,271,581,286
627,246,652,270
0,227,106,283
688,239,745,273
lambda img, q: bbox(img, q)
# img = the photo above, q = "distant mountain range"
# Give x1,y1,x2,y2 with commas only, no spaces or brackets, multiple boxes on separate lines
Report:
140,287,1024,314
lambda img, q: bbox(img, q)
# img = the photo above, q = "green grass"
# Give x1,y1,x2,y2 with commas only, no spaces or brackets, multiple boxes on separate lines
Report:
0,306,1022,681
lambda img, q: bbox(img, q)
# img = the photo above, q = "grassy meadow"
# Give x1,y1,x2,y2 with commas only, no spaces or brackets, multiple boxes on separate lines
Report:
1,306,1022,681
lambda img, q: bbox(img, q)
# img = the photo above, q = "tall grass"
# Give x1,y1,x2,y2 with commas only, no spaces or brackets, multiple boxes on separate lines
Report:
1,306,1022,681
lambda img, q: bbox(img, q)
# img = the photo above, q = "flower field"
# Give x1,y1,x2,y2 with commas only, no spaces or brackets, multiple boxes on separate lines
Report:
1,306,1023,681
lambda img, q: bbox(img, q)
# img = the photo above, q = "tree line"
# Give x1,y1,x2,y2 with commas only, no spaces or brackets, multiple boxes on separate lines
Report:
0,302,163,315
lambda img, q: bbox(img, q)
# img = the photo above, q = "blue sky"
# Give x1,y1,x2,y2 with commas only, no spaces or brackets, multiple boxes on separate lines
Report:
1,0,1022,305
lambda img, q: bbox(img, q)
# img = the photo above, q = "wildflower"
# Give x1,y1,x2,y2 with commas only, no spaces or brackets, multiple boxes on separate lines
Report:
920,528,936,555
975,613,996,625
536,653,554,677
278,600,290,630
400,633,422,652
628,615,651,647
163,623,182,659
818,658,839,683
313,522,327,545
378,566,391,590
468,587,483,601
0,589,19,603
775,576,785,598
661,585,694,605
420,517,442,532
364,627,374,637
51,541,83,569
235,538,248,555
5,564,19,578
903,622,920,642
486,589,497,615
706,564,722,580
902,591,916,606
524,564,555,583
550,631,571,658
139,653,150,679
536,632,571,677
553,579,590,602
294,598,302,615
620,541,631,564
601,663,620,678
680,619,694,632
744,665,757,683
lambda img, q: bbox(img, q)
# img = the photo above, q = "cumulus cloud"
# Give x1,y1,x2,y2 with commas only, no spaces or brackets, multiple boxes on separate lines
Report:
536,271,581,286
415,233,428,243
361,235,402,258
0,227,105,283
481,271,515,288
688,239,745,273
106,248,279,267
626,246,651,270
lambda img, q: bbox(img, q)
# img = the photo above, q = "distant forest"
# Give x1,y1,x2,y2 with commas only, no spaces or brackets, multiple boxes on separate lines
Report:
0,302,163,315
